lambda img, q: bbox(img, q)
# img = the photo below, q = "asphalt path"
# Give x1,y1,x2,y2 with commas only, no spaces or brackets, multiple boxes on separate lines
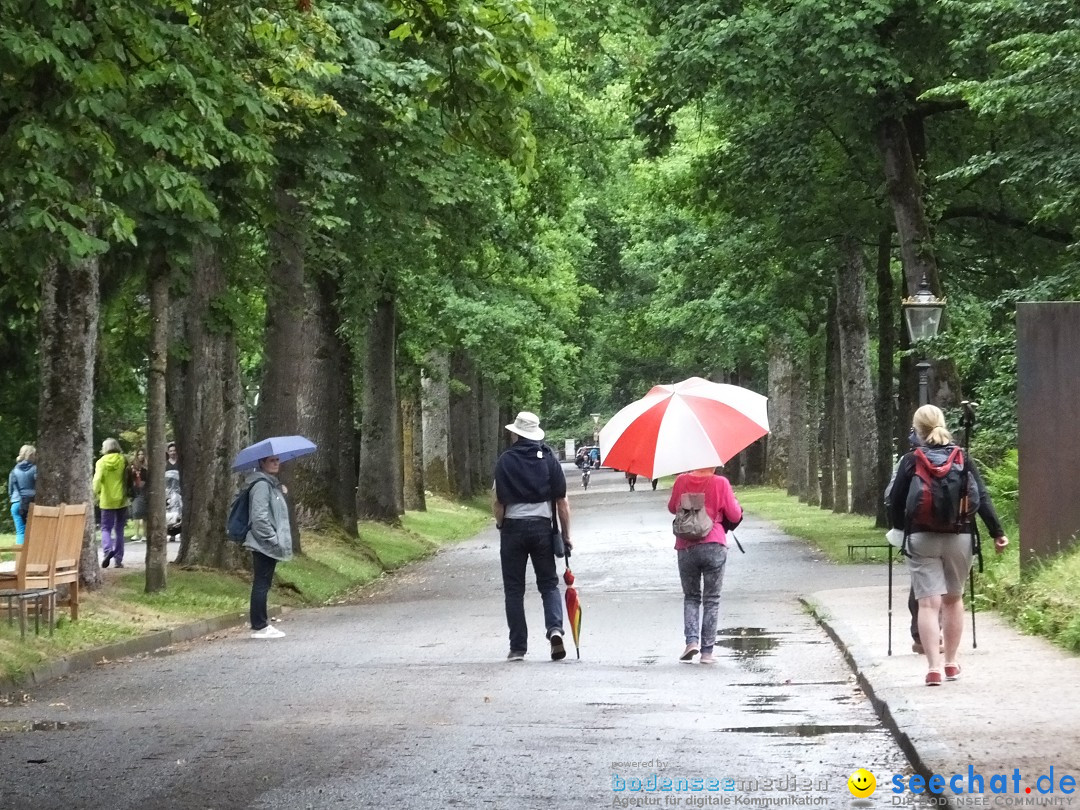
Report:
0,467,922,810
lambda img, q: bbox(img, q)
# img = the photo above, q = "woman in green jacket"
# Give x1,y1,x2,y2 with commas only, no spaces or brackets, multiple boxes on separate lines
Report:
93,437,130,568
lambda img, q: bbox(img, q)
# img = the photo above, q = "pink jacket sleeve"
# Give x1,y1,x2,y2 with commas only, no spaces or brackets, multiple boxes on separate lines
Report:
715,476,742,527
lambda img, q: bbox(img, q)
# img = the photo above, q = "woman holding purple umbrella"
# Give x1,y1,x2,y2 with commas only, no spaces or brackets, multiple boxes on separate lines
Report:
242,454,293,639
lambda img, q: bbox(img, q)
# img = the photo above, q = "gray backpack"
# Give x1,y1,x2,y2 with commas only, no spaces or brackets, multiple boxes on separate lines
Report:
672,492,713,542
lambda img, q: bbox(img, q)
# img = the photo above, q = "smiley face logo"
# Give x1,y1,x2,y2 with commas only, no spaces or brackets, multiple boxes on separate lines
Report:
847,768,876,798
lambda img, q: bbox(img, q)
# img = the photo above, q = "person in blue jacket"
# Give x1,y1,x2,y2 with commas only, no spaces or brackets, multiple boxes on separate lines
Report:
7,445,37,546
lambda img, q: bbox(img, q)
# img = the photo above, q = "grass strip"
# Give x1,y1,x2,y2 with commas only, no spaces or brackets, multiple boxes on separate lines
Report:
737,486,885,563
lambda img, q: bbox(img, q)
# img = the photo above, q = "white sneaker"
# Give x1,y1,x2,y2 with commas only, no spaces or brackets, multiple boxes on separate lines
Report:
251,625,285,639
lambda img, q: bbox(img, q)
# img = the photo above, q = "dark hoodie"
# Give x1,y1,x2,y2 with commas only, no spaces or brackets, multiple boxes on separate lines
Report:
494,439,566,505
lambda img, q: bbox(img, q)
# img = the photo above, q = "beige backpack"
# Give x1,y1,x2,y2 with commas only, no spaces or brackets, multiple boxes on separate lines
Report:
672,492,713,542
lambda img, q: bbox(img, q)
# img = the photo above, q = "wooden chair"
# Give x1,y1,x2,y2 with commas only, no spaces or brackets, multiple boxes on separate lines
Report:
0,504,61,639
53,502,88,621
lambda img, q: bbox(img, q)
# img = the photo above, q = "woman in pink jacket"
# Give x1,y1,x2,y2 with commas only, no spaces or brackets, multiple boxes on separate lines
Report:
667,466,742,664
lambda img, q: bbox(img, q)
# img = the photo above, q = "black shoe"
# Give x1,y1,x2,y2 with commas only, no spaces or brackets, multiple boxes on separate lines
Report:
549,631,567,661
114,562,124,568
102,552,114,568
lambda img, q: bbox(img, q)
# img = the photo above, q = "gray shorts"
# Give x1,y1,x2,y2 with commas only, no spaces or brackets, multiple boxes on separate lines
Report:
907,531,973,599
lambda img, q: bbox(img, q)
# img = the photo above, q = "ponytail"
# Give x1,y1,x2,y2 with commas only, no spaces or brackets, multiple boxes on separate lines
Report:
913,404,953,446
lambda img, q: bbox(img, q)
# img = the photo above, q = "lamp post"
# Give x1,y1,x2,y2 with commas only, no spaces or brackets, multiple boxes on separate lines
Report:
591,413,600,446
901,275,946,406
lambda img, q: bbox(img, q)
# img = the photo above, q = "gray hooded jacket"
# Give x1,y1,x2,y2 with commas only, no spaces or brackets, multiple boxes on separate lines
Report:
242,471,293,561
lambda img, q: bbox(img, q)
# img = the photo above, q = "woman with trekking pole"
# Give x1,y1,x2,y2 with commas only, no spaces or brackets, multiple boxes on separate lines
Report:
886,405,1008,686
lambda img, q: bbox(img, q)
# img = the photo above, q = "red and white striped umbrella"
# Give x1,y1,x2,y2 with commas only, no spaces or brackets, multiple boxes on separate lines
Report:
599,377,770,479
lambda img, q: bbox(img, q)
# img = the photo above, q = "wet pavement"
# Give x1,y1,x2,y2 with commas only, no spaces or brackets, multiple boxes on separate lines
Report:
1,468,938,809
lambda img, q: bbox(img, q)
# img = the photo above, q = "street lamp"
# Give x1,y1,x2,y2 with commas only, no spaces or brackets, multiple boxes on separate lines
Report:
901,274,946,406
591,413,601,445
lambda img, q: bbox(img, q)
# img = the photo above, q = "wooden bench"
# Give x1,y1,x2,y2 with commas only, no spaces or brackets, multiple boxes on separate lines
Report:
0,502,89,637
0,505,61,639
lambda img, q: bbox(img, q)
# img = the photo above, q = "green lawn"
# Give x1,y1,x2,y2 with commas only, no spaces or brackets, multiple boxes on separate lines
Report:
738,486,885,563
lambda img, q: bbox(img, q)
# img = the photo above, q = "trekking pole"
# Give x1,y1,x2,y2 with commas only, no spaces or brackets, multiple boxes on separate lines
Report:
962,400,979,649
887,546,894,656
970,521,983,649
972,561,980,652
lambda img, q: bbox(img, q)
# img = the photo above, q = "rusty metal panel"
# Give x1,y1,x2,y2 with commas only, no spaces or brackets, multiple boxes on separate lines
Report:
1017,303,1080,570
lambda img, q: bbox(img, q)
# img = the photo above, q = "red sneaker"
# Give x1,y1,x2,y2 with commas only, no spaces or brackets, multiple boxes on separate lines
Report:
944,664,961,680
925,670,943,686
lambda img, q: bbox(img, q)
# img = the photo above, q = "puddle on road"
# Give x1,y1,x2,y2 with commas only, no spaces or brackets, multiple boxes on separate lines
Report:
717,724,881,737
746,694,791,706
744,694,800,714
0,720,87,733
715,627,780,658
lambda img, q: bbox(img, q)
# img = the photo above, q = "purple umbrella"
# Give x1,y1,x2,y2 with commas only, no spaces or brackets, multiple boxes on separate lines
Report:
231,436,317,472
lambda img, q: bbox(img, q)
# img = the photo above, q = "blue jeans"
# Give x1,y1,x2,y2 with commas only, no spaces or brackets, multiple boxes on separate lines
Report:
250,551,278,630
678,543,728,651
500,518,563,653
10,501,25,545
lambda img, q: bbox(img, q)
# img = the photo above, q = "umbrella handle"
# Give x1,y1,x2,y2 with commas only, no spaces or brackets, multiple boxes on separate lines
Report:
731,532,745,553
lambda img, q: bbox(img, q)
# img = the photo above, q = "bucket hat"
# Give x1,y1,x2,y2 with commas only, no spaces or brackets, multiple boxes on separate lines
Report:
506,411,544,441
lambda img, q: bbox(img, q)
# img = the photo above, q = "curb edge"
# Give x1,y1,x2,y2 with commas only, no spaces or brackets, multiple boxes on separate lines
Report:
801,594,957,808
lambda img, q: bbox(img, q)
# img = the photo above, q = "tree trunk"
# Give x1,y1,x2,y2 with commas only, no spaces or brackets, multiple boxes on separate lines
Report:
877,116,939,298
830,296,849,514
170,243,249,570
145,250,169,592
730,363,766,485
836,237,879,516
401,373,426,512
787,356,808,499
875,227,897,527
477,376,501,488
466,364,484,494
876,114,960,409
765,343,792,487
36,252,101,589
294,273,359,536
357,296,403,522
335,349,360,534
421,351,453,495
448,350,475,499
819,296,838,510
804,347,822,507
255,184,306,550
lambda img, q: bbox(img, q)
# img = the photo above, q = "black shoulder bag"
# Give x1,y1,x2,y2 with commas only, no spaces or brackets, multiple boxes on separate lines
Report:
547,448,566,558
550,502,566,558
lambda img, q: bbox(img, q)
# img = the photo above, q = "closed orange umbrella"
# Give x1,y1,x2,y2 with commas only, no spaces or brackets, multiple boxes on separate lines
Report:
563,551,582,659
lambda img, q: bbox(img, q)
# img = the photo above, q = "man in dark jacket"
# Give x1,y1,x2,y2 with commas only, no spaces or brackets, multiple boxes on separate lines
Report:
492,411,571,662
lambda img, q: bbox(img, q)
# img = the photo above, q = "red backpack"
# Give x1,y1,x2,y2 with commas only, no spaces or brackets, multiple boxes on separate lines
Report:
904,446,980,533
